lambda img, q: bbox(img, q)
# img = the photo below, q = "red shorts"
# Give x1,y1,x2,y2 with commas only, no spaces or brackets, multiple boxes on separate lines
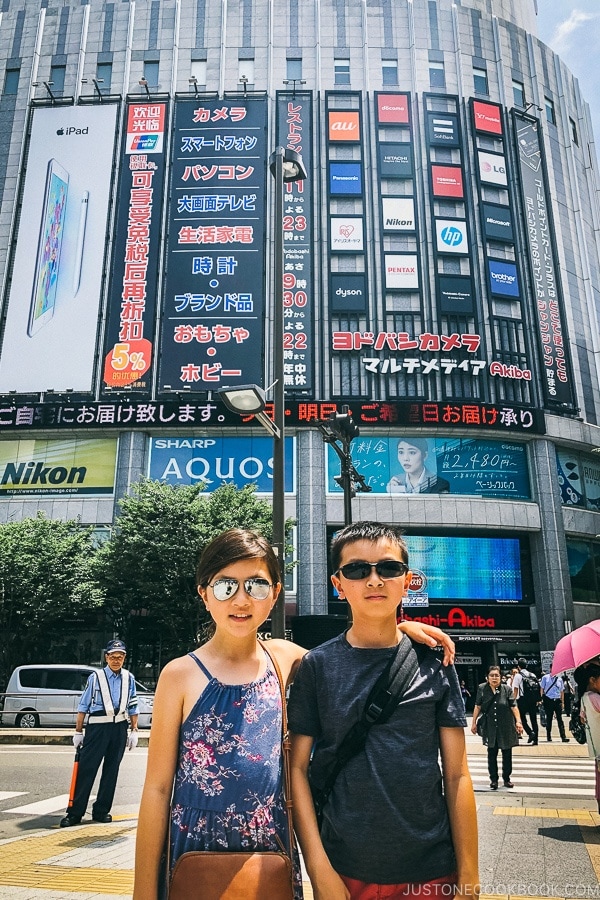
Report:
339,872,457,900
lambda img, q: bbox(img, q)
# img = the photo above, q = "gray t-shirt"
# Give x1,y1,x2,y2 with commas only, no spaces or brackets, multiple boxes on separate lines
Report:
288,633,467,884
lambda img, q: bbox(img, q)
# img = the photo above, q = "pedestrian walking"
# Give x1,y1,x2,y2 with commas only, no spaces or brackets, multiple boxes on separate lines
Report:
60,638,139,827
471,666,523,790
540,671,570,742
460,679,472,711
133,527,456,900
573,661,600,814
288,521,478,900
512,658,540,745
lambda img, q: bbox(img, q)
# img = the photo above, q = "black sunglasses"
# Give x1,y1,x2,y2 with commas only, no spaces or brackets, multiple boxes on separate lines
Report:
336,560,409,581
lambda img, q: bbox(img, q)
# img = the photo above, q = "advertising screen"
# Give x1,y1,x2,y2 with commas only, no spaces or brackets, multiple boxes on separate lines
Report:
149,436,295,493
0,438,117,495
103,102,167,393
326,435,530,500
330,273,367,312
330,217,364,252
427,113,459,147
403,535,523,603
384,254,419,290
379,143,412,178
435,220,468,254
488,260,520,298
478,151,508,186
377,93,410,124
431,165,464,198
158,98,268,391
329,162,362,195
0,106,118,393
382,198,415,232
482,202,514,242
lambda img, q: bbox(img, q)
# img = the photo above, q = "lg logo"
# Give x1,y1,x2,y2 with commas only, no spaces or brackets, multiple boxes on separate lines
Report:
440,226,464,247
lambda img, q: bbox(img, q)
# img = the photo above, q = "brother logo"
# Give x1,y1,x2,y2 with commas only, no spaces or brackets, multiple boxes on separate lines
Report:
491,271,516,284
440,226,464,247
56,126,89,136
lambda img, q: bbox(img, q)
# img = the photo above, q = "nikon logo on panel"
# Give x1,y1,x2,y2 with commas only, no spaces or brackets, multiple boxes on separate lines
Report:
1,461,87,486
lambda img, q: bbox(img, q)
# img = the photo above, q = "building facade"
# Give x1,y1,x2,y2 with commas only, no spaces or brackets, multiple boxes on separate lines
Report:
0,0,598,687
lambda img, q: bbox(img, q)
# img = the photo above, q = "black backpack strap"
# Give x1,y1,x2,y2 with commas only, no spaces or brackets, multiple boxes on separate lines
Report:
315,637,419,809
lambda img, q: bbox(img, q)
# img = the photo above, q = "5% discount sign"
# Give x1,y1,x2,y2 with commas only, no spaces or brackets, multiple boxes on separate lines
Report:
103,339,153,387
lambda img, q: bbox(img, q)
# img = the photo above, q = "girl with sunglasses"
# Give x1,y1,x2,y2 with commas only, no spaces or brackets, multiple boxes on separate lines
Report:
133,528,456,899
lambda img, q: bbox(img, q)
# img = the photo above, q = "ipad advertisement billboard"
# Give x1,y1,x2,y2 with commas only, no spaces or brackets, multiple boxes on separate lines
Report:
0,105,118,393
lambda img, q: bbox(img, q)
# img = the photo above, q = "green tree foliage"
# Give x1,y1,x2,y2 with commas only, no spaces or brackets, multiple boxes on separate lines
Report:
0,513,100,686
92,480,279,663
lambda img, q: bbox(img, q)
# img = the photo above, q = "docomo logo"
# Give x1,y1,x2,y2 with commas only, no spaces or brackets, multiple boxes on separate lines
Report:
329,111,360,141
377,94,409,124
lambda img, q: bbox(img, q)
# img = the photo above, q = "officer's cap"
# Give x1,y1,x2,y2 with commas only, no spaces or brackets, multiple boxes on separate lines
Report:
105,638,127,654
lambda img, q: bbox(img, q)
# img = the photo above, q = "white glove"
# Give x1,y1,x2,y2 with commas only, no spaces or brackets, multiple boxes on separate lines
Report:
127,730,138,751
73,732,84,749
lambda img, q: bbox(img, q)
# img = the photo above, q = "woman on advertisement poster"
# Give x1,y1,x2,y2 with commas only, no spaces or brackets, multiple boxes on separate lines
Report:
387,437,450,494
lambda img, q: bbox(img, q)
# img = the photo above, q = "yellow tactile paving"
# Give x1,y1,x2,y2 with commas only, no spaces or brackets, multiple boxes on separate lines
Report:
0,824,136,893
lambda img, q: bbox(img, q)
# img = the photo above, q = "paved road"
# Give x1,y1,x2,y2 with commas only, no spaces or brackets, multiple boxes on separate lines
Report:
0,732,598,899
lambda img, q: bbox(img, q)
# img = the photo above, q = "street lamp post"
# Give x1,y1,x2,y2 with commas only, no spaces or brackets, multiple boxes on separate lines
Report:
268,147,307,638
220,147,306,640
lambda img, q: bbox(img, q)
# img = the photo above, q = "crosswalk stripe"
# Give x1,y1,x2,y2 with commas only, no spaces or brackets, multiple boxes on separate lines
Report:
4,794,95,815
0,792,27,802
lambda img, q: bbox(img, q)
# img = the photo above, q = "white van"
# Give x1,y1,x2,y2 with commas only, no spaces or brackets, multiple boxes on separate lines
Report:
1,664,153,728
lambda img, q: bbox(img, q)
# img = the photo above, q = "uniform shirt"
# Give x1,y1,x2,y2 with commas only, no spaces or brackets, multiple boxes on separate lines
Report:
77,666,138,716
541,673,563,700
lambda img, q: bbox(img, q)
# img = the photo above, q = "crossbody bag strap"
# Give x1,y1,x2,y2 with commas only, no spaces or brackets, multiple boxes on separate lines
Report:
318,636,419,804
259,641,296,857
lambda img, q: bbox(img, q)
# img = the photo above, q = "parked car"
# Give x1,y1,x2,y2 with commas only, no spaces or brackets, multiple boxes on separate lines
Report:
1,664,153,728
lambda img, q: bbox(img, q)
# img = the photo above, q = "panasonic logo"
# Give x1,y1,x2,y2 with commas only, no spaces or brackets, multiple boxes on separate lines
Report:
332,174,359,181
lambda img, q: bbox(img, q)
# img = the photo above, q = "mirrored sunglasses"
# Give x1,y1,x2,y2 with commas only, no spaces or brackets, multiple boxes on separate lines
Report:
209,577,274,602
337,560,408,581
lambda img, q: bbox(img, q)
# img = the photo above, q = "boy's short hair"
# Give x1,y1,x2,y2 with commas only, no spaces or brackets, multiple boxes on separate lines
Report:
330,521,408,573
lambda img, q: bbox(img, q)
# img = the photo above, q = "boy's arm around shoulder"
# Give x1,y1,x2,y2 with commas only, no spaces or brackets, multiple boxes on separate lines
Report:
439,726,479,898
289,732,350,900
132,658,186,899
398,620,455,666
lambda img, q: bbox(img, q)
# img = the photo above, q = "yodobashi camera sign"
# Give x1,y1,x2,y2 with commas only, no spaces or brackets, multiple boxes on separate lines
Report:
148,436,295,493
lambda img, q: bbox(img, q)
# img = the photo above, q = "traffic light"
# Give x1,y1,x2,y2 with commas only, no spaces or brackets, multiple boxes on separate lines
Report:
327,405,359,443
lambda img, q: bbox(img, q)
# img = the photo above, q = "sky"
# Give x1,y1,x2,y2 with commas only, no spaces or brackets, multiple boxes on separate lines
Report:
536,1,600,145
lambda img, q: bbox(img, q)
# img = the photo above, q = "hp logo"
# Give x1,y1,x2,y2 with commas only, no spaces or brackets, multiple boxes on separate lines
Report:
440,226,463,247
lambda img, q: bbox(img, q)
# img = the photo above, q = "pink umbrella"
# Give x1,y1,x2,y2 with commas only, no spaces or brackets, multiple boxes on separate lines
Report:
551,619,600,674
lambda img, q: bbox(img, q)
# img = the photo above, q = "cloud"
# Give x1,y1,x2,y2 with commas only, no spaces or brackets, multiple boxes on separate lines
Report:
550,10,599,52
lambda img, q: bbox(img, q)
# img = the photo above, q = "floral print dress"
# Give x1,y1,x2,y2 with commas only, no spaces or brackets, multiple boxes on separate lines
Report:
170,651,302,898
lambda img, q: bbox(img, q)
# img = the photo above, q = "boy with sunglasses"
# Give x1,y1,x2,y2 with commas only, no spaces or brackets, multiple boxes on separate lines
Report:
289,521,479,900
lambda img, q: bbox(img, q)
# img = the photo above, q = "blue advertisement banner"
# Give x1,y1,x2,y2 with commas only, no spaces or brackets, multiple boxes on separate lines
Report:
277,93,313,394
487,259,520,298
403,535,523,603
327,435,530,499
149,435,295,493
158,98,268,391
329,162,362,195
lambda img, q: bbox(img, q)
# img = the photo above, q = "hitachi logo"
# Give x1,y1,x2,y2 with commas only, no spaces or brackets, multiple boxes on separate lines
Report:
1,461,87,486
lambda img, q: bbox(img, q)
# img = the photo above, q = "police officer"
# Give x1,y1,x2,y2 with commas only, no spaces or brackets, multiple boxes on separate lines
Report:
60,638,139,827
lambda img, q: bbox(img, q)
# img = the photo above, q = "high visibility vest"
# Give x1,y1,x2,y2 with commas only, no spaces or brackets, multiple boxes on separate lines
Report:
87,668,130,724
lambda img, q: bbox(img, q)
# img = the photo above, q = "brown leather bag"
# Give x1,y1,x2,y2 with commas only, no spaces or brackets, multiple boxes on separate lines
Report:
167,643,295,900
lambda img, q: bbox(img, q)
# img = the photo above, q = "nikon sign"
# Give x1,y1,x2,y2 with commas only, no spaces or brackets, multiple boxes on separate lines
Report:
0,438,117,495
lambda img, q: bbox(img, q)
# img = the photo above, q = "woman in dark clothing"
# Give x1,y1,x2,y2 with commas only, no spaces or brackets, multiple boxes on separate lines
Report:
471,665,524,790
